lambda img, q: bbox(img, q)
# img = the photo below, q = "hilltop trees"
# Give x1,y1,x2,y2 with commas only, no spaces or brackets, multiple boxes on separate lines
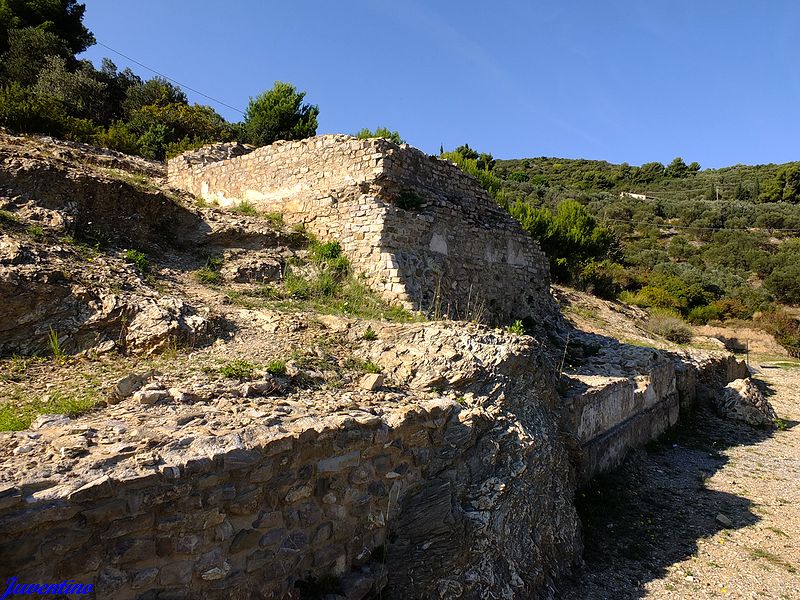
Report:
0,0,94,55
241,82,319,148
0,2,323,160
356,127,404,144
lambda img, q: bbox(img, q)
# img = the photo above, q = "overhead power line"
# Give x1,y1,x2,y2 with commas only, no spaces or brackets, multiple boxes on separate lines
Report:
95,40,246,117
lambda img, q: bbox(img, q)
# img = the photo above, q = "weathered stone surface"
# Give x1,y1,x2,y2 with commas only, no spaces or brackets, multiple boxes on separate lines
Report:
716,377,777,426
359,373,383,391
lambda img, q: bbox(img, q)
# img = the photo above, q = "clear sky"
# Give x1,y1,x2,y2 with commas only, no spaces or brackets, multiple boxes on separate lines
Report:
78,1,800,168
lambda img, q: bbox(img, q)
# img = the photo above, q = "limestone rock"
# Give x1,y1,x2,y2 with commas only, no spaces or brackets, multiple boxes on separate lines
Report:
716,377,776,426
30,414,70,430
359,373,384,391
112,373,150,401
716,513,733,528
220,249,283,283
133,387,168,405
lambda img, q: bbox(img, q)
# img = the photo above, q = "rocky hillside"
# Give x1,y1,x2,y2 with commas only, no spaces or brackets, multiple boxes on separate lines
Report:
0,131,782,600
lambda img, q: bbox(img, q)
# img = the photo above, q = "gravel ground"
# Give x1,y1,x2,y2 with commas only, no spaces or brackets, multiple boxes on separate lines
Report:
560,357,800,600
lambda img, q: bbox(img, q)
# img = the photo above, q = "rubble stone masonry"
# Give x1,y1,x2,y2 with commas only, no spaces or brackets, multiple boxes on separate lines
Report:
168,136,554,324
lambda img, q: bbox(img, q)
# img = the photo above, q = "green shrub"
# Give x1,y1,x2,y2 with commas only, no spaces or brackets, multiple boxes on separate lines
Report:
266,360,286,376
308,240,349,276
510,199,617,284
219,360,256,379
0,82,95,139
94,121,141,155
627,286,684,311
356,127,404,144
124,249,149,273
687,305,722,325
579,259,630,299
310,241,341,262
712,298,751,321
764,263,800,305
362,326,378,340
241,82,318,148
506,320,525,335
643,312,693,344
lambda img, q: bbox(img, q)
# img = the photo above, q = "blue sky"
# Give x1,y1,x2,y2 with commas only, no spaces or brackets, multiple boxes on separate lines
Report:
79,1,800,168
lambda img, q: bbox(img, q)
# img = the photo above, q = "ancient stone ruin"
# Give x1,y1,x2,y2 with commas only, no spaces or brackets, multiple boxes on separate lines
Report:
168,136,554,324
0,131,770,599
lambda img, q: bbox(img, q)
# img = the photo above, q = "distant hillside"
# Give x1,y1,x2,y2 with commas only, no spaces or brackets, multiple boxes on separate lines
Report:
494,156,800,208
438,146,800,355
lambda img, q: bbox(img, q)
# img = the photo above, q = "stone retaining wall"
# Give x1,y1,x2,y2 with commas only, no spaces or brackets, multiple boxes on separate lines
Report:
167,136,553,324
565,352,749,483
0,378,580,599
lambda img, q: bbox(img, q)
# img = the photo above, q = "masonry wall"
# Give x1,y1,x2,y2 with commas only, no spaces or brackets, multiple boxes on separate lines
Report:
0,393,581,600
564,352,748,483
167,136,554,323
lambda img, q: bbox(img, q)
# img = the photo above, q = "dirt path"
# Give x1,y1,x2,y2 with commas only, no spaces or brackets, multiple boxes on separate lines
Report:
560,358,800,600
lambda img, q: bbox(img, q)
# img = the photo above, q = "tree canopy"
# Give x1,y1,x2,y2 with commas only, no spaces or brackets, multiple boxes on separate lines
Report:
0,0,94,54
242,82,318,147
355,127,404,144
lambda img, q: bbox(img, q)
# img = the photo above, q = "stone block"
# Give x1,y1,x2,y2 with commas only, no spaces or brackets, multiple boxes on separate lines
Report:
318,451,361,473
159,560,193,586
103,513,155,539
229,528,262,554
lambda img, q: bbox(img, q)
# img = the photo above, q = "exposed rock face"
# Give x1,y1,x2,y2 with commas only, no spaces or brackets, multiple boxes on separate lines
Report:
0,131,762,600
717,377,777,426
0,236,210,355
168,135,556,324
219,248,284,284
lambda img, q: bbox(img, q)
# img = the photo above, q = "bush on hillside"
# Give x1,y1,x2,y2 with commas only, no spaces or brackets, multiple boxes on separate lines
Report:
0,82,96,141
643,311,693,344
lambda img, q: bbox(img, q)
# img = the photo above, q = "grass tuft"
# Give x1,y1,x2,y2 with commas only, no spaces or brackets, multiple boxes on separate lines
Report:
266,360,287,376
195,256,223,285
231,200,258,216
0,389,99,431
219,359,256,380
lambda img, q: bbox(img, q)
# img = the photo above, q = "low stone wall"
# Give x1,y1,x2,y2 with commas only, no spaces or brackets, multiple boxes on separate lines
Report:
167,136,554,324
0,325,581,600
564,351,749,483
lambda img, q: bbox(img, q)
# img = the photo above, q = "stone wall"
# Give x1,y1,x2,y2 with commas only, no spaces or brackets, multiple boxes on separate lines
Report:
167,136,554,324
564,350,749,483
0,324,581,600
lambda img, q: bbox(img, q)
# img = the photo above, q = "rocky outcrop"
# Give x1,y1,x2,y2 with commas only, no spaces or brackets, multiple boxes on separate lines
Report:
716,378,777,426
0,236,210,356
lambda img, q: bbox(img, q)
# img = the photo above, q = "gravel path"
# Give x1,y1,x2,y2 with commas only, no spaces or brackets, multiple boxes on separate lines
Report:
560,358,800,600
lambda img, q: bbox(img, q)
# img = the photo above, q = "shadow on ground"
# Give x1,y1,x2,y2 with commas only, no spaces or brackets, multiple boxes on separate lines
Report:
558,407,777,600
